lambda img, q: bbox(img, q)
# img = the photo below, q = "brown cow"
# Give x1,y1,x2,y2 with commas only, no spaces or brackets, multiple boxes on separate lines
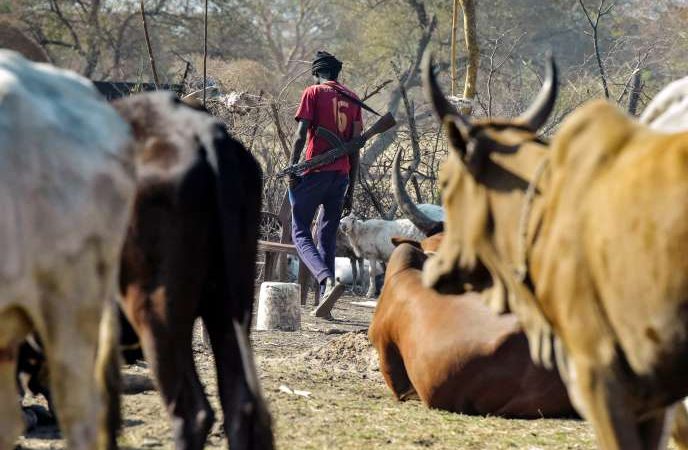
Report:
369,242,576,418
421,52,688,449
113,92,273,450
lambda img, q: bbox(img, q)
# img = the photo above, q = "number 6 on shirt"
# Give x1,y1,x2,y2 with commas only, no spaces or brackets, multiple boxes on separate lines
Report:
332,98,350,134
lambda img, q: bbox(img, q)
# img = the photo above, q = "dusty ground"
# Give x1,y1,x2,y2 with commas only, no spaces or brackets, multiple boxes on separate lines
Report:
16,290,663,450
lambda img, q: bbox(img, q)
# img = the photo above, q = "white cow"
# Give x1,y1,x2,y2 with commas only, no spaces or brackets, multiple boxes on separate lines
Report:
640,76,688,132
0,51,135,450
417,203,444,222
339,214,425,297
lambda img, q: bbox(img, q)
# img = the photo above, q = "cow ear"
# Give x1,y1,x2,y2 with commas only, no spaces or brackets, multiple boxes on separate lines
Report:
391,236,422,249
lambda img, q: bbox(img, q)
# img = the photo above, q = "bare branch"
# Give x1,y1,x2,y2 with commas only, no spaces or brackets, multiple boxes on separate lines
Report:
362,79,393,101
140,0,160,86
578,0,614,98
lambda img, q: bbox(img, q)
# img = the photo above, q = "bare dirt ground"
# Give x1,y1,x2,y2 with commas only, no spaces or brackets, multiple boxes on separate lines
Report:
18,290,666,450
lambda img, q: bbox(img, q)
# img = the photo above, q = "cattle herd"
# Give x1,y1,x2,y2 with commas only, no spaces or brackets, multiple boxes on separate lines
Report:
3,42,688,450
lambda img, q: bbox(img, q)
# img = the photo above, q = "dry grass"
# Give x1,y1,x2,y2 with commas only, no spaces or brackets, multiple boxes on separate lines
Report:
19,293,681,449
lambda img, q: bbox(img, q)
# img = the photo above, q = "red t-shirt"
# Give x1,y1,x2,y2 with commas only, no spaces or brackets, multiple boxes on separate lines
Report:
294,81,363,174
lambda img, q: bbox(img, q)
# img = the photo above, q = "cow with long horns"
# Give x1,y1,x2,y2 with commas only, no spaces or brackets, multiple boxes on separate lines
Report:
422,50,688,450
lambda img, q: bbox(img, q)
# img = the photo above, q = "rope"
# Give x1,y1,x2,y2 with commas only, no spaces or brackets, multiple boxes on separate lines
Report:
515,157,549,282
203,0,208,108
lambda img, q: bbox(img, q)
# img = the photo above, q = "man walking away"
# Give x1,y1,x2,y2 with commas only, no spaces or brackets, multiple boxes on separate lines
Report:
289,51,362,320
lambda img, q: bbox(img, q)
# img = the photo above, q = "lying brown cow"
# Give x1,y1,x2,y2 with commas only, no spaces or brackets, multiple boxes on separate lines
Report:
369,241,576,418
113,93,273,450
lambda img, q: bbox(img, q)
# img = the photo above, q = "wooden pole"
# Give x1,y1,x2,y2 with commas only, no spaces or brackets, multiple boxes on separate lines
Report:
203,0,208,108
139,0,160,87
458,0,478,115
450,0,459,97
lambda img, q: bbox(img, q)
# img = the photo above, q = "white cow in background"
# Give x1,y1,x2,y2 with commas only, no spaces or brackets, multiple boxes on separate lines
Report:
640,75,688,132
0,50,135,450
416,203,444,222
340,213,430,297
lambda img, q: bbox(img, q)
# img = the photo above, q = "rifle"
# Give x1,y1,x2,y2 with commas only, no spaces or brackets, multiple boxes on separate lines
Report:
276,112,397,178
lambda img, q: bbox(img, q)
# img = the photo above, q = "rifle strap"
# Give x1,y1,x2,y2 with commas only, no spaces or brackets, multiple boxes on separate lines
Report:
325,82,381,116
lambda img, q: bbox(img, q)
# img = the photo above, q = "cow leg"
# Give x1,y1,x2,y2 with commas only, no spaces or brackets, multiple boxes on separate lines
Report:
0,350,21,450
161,336,213,450
202,311,272,450
202,315,245,444
366,259,377,298
378,341,417,401
0,308,29,450
349,256,358,293
671,402,688,450
357,259,365,293
575,361,644,450
123,298,213,450
638,407,671,450
44,317,103,450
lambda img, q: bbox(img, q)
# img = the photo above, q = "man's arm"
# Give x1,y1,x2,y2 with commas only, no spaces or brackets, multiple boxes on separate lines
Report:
289,119,310,188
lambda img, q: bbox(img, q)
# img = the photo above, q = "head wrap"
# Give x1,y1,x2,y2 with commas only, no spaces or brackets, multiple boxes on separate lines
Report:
311,51,342,77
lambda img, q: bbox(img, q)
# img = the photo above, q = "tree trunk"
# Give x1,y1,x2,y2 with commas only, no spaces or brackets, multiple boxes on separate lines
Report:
451,0,460,97
140,0,160,86
458,0,478,115
627,70,643,116
360,1,436,178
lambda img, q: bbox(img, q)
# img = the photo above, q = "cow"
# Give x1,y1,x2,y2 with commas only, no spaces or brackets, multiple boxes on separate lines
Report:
339,214,425,297
0,50,135,450
640,76,688,132
369,242,576,418
421,52,688,450
112,92,273,450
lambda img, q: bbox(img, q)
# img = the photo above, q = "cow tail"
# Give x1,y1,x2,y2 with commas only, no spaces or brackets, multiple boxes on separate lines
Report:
205,126,261,327
205,126,273,444
95,295,121,450
205,124,261,348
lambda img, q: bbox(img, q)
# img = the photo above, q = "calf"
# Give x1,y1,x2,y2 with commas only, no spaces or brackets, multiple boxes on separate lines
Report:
369,243,575,418
339,214,424,297
113,93,273,450
0,50,134,450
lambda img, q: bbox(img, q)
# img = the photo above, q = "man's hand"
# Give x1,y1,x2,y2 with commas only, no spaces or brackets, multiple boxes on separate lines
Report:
288,174,300,190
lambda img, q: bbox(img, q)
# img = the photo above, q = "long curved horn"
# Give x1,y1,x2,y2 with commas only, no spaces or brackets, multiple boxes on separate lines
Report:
515,55,558,132
423,52,472,158
422,52,469,126
393,147,443,236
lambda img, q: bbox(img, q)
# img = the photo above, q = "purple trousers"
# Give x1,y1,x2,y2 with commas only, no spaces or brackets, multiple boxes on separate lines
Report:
289,171,349,287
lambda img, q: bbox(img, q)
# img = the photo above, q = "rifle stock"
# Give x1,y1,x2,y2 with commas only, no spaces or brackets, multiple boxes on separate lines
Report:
277,112,397,177
361,112,396,140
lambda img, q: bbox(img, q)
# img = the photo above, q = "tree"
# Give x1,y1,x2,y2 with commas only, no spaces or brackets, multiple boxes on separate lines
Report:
358,0,437,179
